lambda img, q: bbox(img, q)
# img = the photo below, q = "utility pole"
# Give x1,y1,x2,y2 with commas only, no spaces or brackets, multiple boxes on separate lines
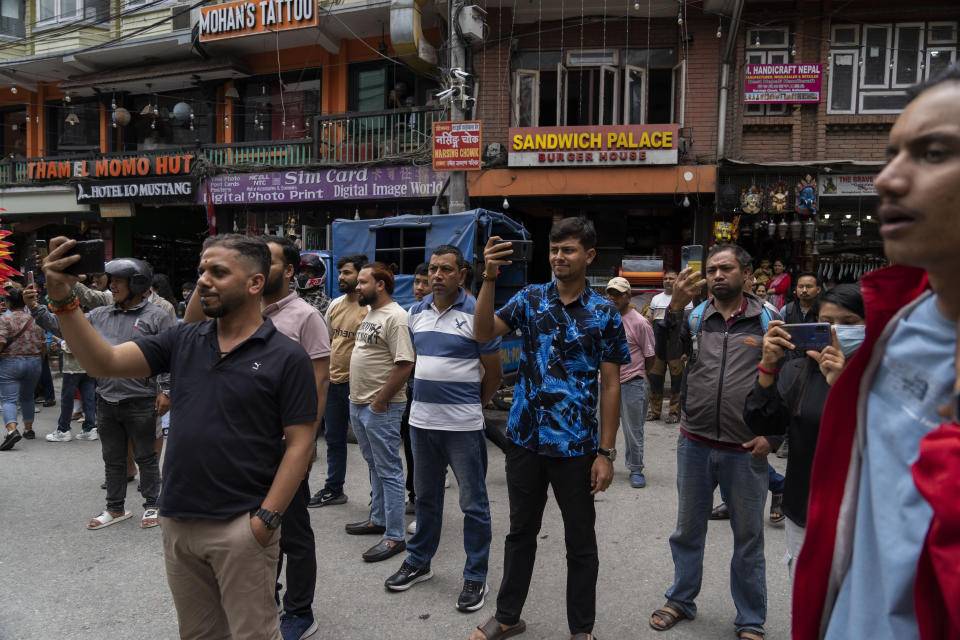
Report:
447,0,469,213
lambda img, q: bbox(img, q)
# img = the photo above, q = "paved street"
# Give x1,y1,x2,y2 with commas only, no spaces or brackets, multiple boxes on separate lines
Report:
0,390,791,640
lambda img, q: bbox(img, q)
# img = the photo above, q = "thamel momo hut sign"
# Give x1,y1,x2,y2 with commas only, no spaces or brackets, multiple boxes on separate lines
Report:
508,125,679,167
28,154,194,180
198,0,317,41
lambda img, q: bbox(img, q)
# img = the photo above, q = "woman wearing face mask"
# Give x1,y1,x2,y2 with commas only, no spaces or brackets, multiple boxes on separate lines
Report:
742,284,866,580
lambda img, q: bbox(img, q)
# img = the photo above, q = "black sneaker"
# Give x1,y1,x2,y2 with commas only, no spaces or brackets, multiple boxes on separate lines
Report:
22,429,35,440
0,429,22,451
456,579,488,612
308,488,348,508
384,561,433,591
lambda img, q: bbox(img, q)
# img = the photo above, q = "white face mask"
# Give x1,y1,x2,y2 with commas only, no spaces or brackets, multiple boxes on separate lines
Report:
833,324,866,358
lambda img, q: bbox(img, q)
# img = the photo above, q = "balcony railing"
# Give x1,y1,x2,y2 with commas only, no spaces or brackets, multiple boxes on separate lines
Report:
202,139,313,167
314,106,443,165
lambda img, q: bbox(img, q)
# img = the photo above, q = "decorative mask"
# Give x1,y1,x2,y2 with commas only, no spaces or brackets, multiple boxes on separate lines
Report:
741,182,763,215
768,180,790,214
795,174,818,217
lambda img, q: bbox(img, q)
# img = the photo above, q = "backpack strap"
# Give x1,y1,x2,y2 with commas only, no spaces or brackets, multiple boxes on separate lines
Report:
687,300,709,363
759,304,773,334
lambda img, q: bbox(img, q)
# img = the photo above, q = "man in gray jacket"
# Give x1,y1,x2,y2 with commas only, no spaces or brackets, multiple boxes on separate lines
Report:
648,244,779,640
26,259,175,530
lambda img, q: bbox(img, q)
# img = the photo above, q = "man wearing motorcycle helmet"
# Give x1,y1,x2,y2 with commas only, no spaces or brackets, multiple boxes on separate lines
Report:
297,252,332,317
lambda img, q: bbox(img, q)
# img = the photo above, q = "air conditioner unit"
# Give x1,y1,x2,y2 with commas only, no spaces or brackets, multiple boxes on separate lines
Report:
457,5,485,44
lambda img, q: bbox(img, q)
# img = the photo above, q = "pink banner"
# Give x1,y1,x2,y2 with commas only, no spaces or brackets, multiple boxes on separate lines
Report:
744,63,822,104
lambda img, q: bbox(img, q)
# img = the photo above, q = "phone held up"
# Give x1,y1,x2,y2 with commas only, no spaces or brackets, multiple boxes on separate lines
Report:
26,270,34,288
62,239,106,277
780,322,831,352
680,245,703,282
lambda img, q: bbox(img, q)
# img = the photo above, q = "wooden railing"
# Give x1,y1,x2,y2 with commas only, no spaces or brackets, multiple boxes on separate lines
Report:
314,106,444,165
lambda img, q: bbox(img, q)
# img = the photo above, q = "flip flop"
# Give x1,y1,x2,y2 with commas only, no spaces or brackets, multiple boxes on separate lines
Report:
650,605,688,631
476,617,526,639
88,510,133,530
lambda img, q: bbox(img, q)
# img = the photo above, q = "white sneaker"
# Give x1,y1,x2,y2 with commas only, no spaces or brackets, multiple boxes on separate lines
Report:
76,428,98,441
45,430,73,442
407,520,417,535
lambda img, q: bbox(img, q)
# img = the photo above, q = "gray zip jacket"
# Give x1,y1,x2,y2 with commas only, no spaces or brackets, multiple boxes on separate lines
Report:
31,298,175,402
663,293,781,445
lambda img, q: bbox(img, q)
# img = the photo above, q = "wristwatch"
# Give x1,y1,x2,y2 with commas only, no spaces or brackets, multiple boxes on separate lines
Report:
255,508,282,531
597,447,617,462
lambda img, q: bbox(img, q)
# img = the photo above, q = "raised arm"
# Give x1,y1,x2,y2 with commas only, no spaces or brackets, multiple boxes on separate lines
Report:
39,237,153,378
474,236,516,343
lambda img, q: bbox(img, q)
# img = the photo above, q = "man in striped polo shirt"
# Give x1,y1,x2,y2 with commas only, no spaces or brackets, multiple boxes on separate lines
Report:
384,245,503,613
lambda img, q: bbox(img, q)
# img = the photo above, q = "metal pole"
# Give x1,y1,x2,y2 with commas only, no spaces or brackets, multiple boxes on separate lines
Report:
448,0,469,213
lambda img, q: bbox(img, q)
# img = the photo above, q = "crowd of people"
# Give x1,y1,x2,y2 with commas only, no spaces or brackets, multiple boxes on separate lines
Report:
0,68,958,640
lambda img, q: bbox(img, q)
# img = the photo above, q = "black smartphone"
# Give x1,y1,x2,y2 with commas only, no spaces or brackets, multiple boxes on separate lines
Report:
63,239,106,277
781,322,831,352
681,245,704,280
507,239,533,263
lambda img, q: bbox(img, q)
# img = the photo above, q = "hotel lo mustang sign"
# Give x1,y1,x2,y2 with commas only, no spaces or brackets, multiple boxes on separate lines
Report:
198,0,317,42
509,125,679,167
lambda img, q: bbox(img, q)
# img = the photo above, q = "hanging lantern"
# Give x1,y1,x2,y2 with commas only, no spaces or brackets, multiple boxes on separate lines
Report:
777,219,789,239
789,218,802,239
767,219,777,236
113,107,131,127
804,219,816,241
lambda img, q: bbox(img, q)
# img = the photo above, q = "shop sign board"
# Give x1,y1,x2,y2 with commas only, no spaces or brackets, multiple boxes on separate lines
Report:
432,120,482,171
98,203,133,217
76,177,197,204
28,154,194,181
198,0,317,42
818,173,877,196
200,166,446,205
508,125,679,167
743,64,822,104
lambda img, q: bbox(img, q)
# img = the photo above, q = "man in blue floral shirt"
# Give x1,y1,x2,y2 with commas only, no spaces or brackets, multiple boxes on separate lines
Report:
470,217,630,640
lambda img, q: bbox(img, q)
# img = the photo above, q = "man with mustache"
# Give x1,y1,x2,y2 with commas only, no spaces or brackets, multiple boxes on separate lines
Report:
794,66,960,640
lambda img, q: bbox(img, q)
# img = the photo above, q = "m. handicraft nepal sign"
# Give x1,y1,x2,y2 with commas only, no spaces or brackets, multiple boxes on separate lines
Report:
198,0,317,42
743,64,822,104
432,121,482,171
509,125,679,167
28,154,194,180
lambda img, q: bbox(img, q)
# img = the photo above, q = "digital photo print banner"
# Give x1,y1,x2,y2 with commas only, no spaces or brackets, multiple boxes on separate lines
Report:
744,64,822,104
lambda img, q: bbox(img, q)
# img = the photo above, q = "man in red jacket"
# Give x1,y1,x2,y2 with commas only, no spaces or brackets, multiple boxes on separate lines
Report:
793,67,960,639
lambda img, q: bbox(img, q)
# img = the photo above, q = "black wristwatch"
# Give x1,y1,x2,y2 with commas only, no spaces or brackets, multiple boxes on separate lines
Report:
255,508,282,531
597,447,617,462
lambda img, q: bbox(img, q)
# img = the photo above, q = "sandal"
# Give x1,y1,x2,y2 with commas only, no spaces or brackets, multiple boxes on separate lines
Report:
141,508,159,529
475,617,526,639
650,604,688,631
88,510,133,530
738,632,764,640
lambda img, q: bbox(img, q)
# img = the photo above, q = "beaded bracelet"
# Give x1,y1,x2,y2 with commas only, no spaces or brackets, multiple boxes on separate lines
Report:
46,289,78,308
47,289,79,315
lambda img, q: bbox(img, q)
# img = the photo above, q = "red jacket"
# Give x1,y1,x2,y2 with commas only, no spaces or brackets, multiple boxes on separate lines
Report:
793,265,960,639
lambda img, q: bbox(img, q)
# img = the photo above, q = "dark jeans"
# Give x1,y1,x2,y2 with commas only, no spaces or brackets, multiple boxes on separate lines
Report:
57,373,96,432
323,381,350,494
719,463,785,502
277,477,316,618
97,397,160,513
495,442,598,635
400,392,416,503
38,354,55,402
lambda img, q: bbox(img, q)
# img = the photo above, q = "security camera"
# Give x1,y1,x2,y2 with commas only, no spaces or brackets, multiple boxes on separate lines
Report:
451,68,471,81
435,87,458,100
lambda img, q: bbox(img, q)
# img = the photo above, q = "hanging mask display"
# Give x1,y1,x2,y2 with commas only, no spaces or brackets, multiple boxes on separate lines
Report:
741,182,764,215
768,180,790,214
795,174,818,217
713,220,736,242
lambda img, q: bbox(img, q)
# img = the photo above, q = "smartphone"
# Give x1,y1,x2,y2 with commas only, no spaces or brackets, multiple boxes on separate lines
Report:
25,270,34,287
681,245,703,280
781,322,831,352
63,239,106,277
507,239,533,263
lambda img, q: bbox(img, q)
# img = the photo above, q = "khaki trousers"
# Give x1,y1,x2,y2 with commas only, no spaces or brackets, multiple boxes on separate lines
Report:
160,513,282,640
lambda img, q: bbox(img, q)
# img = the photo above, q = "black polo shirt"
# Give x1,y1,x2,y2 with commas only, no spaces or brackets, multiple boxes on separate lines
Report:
135,317,317,519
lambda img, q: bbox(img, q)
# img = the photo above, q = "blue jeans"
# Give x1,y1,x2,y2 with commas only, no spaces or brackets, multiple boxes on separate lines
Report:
719,463,785,502
0,356,42,425
57,373,96,432
349,402,406,542
323,381,351,494
620,377,650,473
407,427,491,581
666,434,768,636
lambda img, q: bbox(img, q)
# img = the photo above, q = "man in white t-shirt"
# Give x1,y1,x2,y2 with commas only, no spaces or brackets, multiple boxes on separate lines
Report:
645,270,691,423
384,246,502,613
344,262,415,564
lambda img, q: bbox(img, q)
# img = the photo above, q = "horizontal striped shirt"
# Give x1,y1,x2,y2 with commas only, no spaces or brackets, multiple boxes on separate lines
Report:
408,289,501,431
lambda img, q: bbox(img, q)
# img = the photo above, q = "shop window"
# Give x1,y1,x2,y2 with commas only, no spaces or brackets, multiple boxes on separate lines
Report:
114,90,215,152
347,61,438,114
0,109,26,157
828,21,956,115
0,0,24,38
374,227,426,275
36,0,105,26
47,99,100,154
238,69,321,141
512,48,680,127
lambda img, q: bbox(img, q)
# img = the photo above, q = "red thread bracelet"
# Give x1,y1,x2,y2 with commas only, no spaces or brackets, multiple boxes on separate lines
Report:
757,363,780,375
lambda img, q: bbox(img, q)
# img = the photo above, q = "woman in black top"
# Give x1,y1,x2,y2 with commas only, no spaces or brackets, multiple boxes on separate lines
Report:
743,284,866,579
